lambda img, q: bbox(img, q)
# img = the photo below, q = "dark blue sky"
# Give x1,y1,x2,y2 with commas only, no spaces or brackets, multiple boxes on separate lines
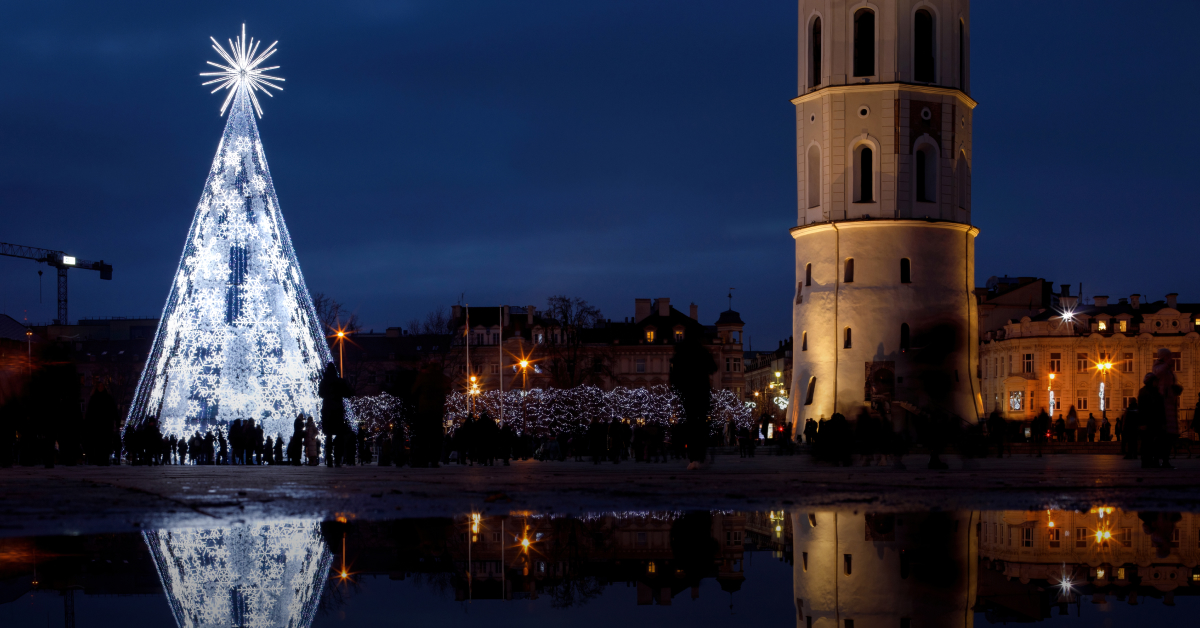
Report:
1,1,1197,345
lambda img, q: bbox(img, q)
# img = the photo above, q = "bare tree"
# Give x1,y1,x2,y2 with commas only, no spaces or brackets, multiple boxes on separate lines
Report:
543,296,602,388
311,292,360,334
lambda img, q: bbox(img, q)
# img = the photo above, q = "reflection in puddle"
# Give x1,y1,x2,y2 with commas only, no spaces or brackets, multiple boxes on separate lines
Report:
144,520,331,628
1,509,1198,626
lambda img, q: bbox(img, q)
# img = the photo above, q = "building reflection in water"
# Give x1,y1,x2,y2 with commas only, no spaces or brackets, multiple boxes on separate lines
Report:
5,509,1200,625
436,511,748,605
791,511,978,628
978,508,1200,619
143,520,332,628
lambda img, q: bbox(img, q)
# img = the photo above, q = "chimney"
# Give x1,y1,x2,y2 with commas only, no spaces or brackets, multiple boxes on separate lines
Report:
635,298,651,322
1061,295,1079,310
689,303,698,320
1130,294,1140,309
1060,284,1071,297
657,297,670,317
451,304,462,321
1167,293,1178,309
527,305,535,325
1094,295,1108,307
502,305,510,327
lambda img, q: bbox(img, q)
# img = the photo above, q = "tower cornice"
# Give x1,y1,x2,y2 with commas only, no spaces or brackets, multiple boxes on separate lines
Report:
790,218,979,240
791,82,977,109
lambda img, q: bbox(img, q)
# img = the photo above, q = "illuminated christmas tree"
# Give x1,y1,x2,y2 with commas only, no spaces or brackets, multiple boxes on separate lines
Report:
128,26,332,439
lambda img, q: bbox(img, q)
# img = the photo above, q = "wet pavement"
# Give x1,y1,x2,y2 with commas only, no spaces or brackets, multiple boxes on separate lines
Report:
2,455,1200,537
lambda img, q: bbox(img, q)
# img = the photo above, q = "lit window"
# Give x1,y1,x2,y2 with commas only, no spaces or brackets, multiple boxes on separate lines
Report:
1009,391,1023,411
1118,320,1127,332
645,330,655,342
1097,320,1107,331
675,329,684,342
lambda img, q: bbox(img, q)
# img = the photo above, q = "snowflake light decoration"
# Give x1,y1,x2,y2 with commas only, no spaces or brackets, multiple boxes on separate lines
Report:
201,24,284,118
145,520,331,628
126,30,332,440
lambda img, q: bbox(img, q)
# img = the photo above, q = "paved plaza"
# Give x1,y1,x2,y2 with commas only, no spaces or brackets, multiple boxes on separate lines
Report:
2,454,1199,537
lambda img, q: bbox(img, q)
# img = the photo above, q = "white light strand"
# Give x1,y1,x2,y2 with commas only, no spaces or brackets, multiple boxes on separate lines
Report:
430,385,752,436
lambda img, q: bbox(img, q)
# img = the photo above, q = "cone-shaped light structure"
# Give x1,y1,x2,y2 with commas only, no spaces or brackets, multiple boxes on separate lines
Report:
145,520,332,628
128,44,331,438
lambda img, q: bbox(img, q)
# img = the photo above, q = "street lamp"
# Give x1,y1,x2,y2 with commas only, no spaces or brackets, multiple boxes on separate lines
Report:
518,360,529,434
333,328,348,376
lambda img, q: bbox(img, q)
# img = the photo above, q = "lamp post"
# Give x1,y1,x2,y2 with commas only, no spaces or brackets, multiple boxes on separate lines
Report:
519,360,529,434
335,329,346,376
1097,361,1113,419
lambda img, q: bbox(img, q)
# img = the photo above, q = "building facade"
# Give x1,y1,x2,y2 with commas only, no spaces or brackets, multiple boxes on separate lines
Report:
980,292,1200,425
448,298,746,399
744,338,793,422
791,0,980,429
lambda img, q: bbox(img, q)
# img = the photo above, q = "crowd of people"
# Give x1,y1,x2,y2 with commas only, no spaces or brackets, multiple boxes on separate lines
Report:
2,351,1198,470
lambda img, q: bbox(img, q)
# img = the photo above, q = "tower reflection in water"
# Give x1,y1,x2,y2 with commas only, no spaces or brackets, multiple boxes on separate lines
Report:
792,512,978,628
143,520,332,628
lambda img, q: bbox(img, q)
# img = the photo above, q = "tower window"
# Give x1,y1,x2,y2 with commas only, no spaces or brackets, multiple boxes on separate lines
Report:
810,17,822,88
900,323,910,351
916,147,936,202
914,9,935,82
844,327,852,349
801,331,807,351
853,9,875,77
805,263,812,286
900,258,911,283
795,282,803,305
844,258,854,283
804,377,816,405
854,145,874,202
807,144,822,208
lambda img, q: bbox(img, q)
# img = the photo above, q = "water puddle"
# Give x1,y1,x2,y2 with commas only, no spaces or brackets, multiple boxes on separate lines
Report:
1,508,1195,626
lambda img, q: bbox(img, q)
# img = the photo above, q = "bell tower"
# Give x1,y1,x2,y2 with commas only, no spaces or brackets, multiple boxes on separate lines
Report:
791,0,981,425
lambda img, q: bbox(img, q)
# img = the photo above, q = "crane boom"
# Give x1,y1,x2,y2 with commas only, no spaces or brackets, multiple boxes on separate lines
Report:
0,241,113,325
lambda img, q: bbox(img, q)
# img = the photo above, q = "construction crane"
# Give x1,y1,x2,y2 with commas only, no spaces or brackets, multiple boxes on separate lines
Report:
0,241,113,325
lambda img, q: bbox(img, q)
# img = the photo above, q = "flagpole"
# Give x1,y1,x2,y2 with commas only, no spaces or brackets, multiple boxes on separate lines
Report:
499,306,503,428
465,304,471,415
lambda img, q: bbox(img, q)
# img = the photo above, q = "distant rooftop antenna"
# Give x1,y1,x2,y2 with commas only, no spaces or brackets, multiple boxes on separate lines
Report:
727,287,735,310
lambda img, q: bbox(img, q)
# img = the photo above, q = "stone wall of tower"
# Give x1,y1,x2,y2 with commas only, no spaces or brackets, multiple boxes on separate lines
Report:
791,511,978,628
790,0,981,424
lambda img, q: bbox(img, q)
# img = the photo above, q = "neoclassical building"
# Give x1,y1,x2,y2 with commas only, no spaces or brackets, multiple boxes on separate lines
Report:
980,292,1200,422
791,0,980,426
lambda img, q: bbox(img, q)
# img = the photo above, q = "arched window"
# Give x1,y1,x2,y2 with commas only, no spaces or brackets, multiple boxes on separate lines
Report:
854,145,874,202
915,146,936,202
810,17,822,88
804,377,816,405
795,282,803,305
843,327,852,349
807,144,822,208
844,258,854,283
914,9,935,82
958,20,966,91
801,331,808,351
805,263,812,286
853,9,875,77
900,323,910,351
900,258,911,283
